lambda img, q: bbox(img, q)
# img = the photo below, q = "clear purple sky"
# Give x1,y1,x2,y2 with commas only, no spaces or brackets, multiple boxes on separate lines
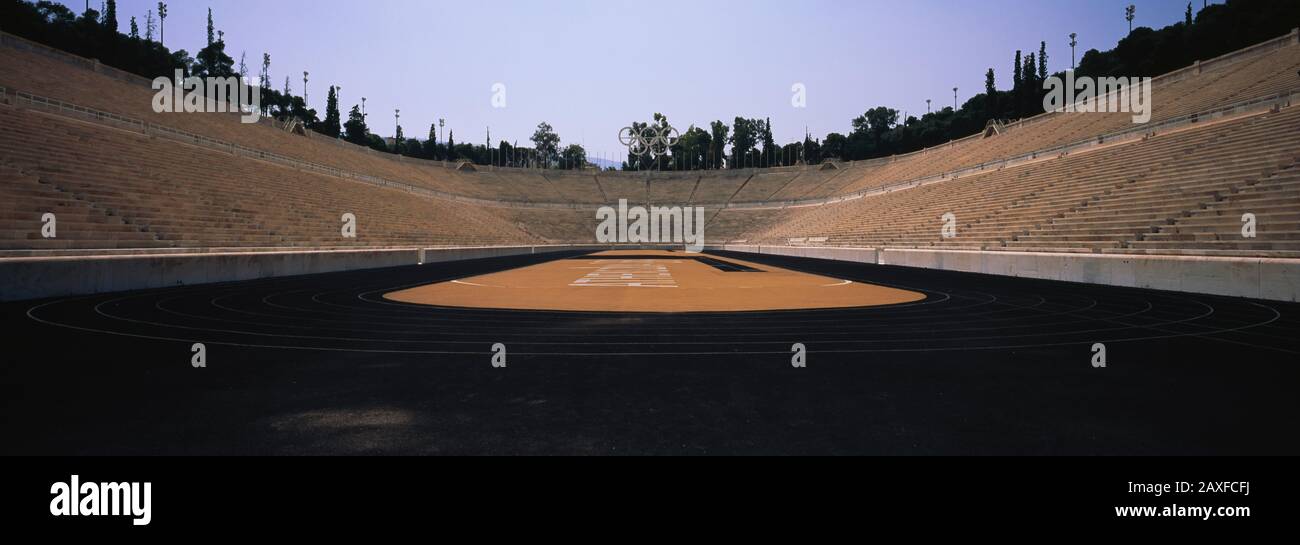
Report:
77,0,1202,160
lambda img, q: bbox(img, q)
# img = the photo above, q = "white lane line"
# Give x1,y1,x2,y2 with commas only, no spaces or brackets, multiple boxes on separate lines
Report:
452,280,497,287
822,280,853,287
572,284,678,288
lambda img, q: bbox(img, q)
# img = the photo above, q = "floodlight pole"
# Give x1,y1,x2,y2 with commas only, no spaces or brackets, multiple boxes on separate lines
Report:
1069,33,1078,69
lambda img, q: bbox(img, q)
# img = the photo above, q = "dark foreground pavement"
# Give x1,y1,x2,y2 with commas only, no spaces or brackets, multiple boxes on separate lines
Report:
3,251,1298,455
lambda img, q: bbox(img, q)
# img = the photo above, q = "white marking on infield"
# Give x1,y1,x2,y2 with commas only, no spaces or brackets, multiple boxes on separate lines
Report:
569,259,678,288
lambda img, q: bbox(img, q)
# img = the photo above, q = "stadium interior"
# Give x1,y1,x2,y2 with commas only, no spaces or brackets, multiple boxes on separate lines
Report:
2,13,1299,455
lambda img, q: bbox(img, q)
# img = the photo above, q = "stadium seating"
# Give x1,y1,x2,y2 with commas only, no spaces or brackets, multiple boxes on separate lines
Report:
734,106,1300,257
1,30,1297,258
0,163,166,251
0,105,538,255
647,173,702,203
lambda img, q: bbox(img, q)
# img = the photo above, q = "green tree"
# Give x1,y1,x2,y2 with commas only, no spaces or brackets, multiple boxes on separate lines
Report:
193,9,234,78
676,125,712,170
496,140,515,166
984,68,997,116
1012,50,1022,90
822,133,847,160
621,121,648,170
778,141,802,166
845,107,899,159
259,53,271,116
104,0,116,32
646,113,675,169
560,144,587,170
402,137,422,158
205,7,214,47
129,15,137,39
28,1,76,23
708,120,729,169
1038,41,1048,80
424,123,442,159
802,133,821,164
856,107,898,136
730,117,759,168
1022,52,1037,115
343,105,369,146
530,122,560,165
760,117,776,167
321,86,341,138
170,48,193,76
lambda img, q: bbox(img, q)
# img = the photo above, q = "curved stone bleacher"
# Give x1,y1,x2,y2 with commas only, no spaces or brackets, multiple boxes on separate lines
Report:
0,104,540,255
1,30,1298,259
647,174,701,203
732,104,1300,257
6,28,1298,212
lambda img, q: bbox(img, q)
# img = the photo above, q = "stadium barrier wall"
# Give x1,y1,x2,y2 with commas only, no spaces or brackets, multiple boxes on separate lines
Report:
712,245,879,264
712,245,1300,302
0,246,590,302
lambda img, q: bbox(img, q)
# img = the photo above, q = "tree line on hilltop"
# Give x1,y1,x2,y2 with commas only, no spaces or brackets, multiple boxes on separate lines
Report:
1,0,1295,171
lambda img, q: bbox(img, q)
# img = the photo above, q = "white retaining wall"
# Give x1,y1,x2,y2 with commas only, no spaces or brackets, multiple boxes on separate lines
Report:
714,244,879,264
0,245,581,302
713,245,1300,302
10,244,1295,303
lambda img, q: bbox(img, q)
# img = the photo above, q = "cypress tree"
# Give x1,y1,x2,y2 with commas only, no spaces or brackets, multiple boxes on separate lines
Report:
322,86,341,138
984,68,997,117
1012,50,1023,91
1022,53,1037,117
1038,41,1048,80
104,0,117,32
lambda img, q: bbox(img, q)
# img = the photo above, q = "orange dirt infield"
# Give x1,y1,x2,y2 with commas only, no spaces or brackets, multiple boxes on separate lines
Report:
384,250,926,312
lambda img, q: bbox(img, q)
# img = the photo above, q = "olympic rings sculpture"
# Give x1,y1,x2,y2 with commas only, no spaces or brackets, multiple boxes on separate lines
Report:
619,124,679,158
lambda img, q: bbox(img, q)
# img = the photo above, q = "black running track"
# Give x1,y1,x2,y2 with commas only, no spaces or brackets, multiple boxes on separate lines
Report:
3,250,1298,455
